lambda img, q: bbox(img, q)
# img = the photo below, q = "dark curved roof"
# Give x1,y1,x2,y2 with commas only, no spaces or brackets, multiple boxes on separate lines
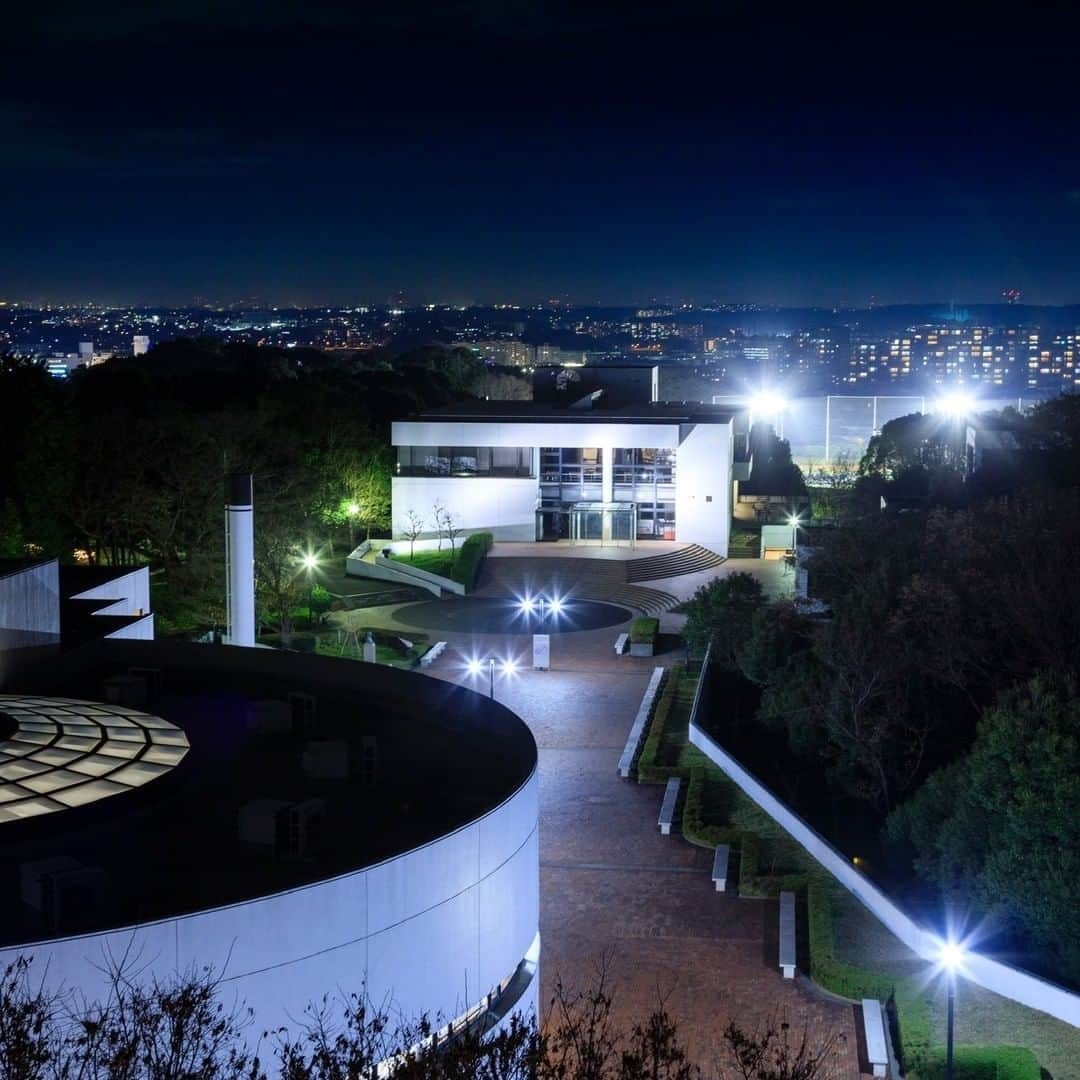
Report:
0,640,537,946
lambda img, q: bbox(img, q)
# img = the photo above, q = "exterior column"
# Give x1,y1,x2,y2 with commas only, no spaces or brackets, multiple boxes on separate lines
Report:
601,446,614,542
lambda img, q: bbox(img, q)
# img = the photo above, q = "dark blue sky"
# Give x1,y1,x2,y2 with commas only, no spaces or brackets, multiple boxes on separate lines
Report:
4,2,1080,307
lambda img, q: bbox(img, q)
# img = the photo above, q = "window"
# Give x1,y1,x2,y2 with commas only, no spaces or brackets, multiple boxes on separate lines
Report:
396,446,532,478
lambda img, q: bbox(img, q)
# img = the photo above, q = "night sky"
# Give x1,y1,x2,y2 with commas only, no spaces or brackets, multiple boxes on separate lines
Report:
4,2,1080,307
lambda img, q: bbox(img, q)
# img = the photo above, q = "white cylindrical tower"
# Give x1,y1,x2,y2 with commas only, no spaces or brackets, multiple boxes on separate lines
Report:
225,474,255,646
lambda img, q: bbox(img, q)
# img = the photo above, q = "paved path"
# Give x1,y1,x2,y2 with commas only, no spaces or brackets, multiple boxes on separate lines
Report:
335,555,862,1074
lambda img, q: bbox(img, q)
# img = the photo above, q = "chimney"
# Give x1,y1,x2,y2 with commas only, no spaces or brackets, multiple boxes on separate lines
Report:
226,474,255,646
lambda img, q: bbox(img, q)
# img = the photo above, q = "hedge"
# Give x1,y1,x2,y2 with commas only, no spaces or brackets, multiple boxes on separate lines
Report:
920,1046,1041,1080
450,531,493,590
635,674,680,783
630,616,659,644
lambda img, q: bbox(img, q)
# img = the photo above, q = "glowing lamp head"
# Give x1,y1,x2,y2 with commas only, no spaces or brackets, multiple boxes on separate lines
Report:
935,392,976,418
345,501,360,517
787,513,802,528
500,657,519,676
548,596,564,616
938,939,966,975
465,658,484,677
750,390,787,417
518,596,536,615
301,553,319,571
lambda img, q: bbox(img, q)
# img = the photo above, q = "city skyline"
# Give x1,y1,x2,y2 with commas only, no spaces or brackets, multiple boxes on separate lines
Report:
5,3,1080,306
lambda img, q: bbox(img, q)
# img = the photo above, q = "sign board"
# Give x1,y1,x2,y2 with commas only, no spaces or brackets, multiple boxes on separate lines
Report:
532,634,550,670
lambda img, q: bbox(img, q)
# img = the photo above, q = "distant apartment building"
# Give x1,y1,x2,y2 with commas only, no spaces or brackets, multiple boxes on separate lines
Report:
474,340,535,367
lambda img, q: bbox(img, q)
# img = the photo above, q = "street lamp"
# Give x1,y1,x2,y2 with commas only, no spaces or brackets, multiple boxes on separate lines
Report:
465,655,517,699
301,552,319,625
787,512,802,557
936,938,967,1080
345,500,360,547
749,390,788,439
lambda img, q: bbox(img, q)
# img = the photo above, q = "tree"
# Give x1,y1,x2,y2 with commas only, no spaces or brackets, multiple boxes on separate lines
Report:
400,509,424,559
440,508,461,563
887,673,1080,985
682,573,765,669
350,444,393,541
432,501,446,551
0,953,840,1079
719,1012,838,1080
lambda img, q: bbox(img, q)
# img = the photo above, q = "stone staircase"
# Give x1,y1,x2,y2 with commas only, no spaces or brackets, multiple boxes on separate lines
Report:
625,544,726,583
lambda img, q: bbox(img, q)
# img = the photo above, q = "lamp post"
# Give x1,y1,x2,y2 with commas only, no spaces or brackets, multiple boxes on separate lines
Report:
301,552,318,626
937,939,966,1080
787,512,802,558
488,656,495,699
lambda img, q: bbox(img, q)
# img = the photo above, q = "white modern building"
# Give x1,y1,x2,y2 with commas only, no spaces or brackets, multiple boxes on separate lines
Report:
391,402,741,553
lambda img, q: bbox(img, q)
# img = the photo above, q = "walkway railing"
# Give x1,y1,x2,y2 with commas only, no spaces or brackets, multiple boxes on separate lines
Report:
686,645,1080,1028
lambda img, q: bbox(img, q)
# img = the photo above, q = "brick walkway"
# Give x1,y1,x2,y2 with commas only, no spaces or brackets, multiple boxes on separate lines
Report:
335,559,865,1076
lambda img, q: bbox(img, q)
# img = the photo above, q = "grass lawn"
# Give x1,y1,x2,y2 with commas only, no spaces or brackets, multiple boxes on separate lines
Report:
727,526,761,558
831,892,1080,1080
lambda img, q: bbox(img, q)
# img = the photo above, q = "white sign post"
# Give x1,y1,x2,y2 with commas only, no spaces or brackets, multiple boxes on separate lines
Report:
533,634,550,670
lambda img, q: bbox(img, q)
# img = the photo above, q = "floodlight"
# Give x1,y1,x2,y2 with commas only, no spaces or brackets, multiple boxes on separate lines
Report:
935,392,976,418
500,657,519,676
938,939,966,975
466,658,484,677
749,390,787,417
518,596,536,615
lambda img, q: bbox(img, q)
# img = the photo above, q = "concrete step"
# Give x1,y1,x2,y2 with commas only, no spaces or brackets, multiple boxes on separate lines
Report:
625,544,725,583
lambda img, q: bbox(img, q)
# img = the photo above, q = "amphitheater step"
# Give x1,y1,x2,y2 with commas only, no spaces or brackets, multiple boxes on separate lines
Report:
625,544,726,583
575,582,681,617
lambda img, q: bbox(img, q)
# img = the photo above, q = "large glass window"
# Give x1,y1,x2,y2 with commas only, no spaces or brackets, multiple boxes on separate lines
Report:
396,446,532,477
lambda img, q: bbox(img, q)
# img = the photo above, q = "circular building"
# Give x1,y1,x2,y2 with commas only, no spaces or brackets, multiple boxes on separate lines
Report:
0,639,539,1045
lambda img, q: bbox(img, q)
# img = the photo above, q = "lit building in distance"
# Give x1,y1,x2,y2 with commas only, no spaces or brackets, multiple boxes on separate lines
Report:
391,397,738,550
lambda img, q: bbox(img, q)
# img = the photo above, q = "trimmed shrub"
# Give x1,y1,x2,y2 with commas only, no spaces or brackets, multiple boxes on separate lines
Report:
630,617,659,644
636,675,679,783
920,1046,1041,1080
451,531,493,590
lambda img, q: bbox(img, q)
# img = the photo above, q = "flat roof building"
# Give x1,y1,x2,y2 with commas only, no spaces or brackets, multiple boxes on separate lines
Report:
391,400,740,553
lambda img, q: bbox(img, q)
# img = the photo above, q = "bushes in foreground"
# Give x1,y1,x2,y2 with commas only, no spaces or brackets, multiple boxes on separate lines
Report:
0,955,843,1079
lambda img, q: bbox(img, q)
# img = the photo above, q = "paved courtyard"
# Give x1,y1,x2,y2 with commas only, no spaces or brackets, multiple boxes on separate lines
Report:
334,553,865,1075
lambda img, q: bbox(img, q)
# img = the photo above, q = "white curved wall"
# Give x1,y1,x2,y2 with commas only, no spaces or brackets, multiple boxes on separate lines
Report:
0,768,539,1039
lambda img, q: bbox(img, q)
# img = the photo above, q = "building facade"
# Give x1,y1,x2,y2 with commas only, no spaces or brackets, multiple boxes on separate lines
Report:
391,403,736,553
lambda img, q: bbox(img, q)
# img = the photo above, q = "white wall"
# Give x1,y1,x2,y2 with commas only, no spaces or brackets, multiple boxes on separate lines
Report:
687,721,1080,1028
69,567,152,617
393,420,681,450
392,476,538,541
674,422,732,554
0,769,541,1045
0,560,60,637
